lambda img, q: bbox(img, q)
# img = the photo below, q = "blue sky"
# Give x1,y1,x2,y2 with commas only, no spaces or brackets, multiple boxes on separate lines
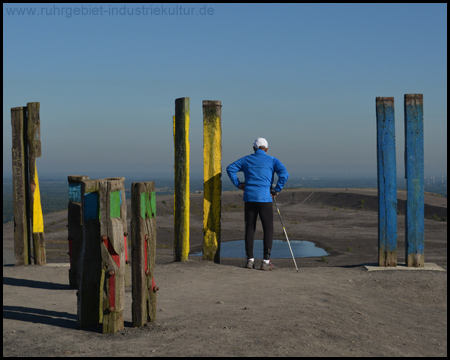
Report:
3,3,447,180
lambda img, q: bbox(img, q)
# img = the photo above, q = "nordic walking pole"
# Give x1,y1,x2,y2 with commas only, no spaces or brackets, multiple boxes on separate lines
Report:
274,196,298,272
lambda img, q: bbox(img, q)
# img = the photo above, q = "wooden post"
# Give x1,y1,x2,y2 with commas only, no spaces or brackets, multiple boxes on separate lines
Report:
131,182,157,327
376,97,398,266
105,177,130,287
78,179,102,328
68,175,89,289
173,97,190,262
404,94,425,267
77,178,126,332
11,107,29,265
99,179,125,333
27,102,46,265
202,100,222,263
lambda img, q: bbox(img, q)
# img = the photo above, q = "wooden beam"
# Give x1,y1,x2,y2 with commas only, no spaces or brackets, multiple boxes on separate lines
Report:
68,175,89,289
202,100,222,263
404,94,425,267
174,97,190,261
78,179,102,328
105,177,130,286
99,179,125,333
27,102,46,265
131,182,157,327
376,97,398,266
11,107,29,265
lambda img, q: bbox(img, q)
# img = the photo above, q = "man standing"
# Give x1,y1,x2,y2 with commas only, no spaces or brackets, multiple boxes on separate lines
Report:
226,138,289,270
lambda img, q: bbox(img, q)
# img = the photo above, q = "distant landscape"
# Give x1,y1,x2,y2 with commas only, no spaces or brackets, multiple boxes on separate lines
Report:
3,175,447,224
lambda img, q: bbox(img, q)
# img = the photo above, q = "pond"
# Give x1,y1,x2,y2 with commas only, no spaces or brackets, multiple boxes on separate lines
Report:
191,239,328,259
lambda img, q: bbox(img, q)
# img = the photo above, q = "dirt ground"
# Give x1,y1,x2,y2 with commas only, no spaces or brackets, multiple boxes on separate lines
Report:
3,189,447,357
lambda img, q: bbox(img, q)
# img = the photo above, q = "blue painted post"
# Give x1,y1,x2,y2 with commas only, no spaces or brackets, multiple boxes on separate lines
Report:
404,94,424,267
78,179,102,328
68,175,89,289
376,97,397,266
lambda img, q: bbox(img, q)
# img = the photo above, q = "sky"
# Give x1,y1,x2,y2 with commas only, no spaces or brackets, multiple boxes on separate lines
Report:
3,3,447,181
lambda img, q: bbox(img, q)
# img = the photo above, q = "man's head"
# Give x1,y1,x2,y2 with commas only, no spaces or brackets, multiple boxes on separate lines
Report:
253,137,268,152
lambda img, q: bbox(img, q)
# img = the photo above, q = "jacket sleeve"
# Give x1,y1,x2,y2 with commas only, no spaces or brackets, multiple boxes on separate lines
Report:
226,158,245,188
273,159,289,193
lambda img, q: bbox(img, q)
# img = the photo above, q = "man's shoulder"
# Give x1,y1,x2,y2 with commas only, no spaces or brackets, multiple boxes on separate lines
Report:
227,154,251,168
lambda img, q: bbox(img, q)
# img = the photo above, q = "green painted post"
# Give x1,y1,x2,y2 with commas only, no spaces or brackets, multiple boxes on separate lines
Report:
202,100,222,263
404,94,425,267
376,97,398,266
131,182,158,327
105,177,130,287
174,97,190,261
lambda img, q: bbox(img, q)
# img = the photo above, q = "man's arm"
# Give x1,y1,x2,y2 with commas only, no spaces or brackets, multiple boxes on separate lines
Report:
226,158,245,189
273,159,289,193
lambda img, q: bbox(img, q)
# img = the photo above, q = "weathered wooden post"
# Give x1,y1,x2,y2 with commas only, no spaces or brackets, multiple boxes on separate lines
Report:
77,178,126,332
173,97,190,261
99,179,126,333
27,102,46,265
376,97,398,266
404,94,425,267
11,102,45,266
105,177,130,287
68,175,89,288
11,107,29,265
78,179,102,327
131,182,158,327
202,100,222,263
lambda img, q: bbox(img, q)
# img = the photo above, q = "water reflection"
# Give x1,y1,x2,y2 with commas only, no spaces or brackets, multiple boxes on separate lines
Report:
192,239,328,259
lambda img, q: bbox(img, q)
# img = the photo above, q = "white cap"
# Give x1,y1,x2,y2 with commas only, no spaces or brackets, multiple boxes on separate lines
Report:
253,137,268,148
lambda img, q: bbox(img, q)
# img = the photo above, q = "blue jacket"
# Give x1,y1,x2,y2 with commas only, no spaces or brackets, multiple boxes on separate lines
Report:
226,149,289,202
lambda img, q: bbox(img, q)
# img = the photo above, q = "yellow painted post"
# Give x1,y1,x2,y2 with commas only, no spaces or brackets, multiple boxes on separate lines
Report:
173,97,190,261
27,102,46,265
32,165,46,264
202,100,222,263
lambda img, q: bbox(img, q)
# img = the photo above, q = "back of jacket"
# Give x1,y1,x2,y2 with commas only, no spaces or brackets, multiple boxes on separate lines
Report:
226,149,289,202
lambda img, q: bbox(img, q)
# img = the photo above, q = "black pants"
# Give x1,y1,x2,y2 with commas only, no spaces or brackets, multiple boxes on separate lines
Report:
245,202,273,260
